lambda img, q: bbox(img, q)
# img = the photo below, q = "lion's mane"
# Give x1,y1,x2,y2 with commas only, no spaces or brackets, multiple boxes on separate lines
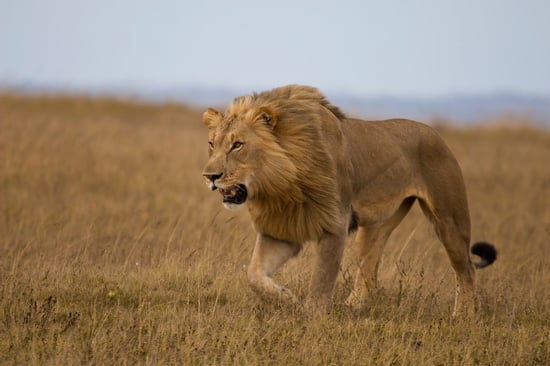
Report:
226,85,347,242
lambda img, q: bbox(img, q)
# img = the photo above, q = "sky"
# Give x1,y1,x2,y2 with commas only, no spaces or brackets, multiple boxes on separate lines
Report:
1,0,549,98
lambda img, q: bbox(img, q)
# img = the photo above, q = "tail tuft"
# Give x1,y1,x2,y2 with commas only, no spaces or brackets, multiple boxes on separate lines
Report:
471,241,497,269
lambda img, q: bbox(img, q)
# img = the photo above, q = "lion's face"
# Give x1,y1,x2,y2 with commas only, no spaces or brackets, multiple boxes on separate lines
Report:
201,105,297,210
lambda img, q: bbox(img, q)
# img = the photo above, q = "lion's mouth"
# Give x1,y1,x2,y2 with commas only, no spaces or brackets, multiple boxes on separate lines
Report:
219,184,248,205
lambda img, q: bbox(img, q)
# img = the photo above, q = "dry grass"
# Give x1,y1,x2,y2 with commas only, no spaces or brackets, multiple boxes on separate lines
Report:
1,94,549,365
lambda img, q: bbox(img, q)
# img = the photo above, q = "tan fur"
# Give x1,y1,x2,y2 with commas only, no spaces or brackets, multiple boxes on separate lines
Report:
202,85,494,315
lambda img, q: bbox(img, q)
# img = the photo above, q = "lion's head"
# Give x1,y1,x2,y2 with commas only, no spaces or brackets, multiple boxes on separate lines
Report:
201,85,346,241
201,100,303,211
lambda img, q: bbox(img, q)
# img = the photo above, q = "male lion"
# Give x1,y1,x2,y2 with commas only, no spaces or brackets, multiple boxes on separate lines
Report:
202,85,496,316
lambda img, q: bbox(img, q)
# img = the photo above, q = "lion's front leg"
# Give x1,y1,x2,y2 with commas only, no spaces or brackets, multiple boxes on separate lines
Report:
247,233,301,304
307,231,346,311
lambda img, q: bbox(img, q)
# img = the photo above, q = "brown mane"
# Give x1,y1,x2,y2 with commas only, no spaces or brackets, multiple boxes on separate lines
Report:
227,85,345,242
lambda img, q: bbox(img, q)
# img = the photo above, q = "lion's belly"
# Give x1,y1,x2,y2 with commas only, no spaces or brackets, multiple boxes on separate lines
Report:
352,194,413,226
350,166,423,226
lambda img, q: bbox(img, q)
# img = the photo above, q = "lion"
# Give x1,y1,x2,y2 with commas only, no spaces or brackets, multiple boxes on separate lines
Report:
201,85,497,316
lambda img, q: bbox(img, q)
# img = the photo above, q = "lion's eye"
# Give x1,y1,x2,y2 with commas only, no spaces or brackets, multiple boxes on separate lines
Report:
231,142,243,150
208,141,214,150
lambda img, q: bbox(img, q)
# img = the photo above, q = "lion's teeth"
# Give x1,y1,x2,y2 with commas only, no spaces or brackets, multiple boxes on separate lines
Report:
218,186,240,197
219,188,231,195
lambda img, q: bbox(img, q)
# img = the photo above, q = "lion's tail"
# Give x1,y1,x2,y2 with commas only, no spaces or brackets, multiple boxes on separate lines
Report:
471,242,498,269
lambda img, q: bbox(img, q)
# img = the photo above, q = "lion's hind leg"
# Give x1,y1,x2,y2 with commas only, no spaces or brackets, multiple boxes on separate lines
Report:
417,196,476,317
247,233,301,305
345,198,415,309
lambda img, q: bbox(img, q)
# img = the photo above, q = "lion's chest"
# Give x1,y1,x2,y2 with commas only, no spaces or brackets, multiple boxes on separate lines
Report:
247,201,341,243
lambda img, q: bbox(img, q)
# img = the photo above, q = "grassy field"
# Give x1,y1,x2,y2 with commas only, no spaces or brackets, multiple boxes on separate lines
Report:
1,94,549,365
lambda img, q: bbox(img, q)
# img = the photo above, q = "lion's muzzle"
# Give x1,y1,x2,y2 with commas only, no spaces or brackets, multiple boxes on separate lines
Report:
203,172,223,191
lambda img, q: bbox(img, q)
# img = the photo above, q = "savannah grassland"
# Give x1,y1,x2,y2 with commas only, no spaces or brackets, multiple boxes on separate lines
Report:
0,94,549,365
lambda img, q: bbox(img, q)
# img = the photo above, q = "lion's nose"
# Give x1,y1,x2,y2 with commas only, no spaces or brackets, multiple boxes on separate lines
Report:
204,173,223,183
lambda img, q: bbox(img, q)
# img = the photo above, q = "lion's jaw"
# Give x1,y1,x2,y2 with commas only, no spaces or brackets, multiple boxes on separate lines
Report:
202,153,255,210
219,183,249,210
203,175,251,209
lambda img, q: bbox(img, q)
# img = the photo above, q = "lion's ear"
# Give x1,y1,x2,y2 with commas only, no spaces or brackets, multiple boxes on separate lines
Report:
203,108,222,129
254,107,277,129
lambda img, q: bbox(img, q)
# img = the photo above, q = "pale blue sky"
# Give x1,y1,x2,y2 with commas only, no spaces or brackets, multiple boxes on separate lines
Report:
1,0,549,97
